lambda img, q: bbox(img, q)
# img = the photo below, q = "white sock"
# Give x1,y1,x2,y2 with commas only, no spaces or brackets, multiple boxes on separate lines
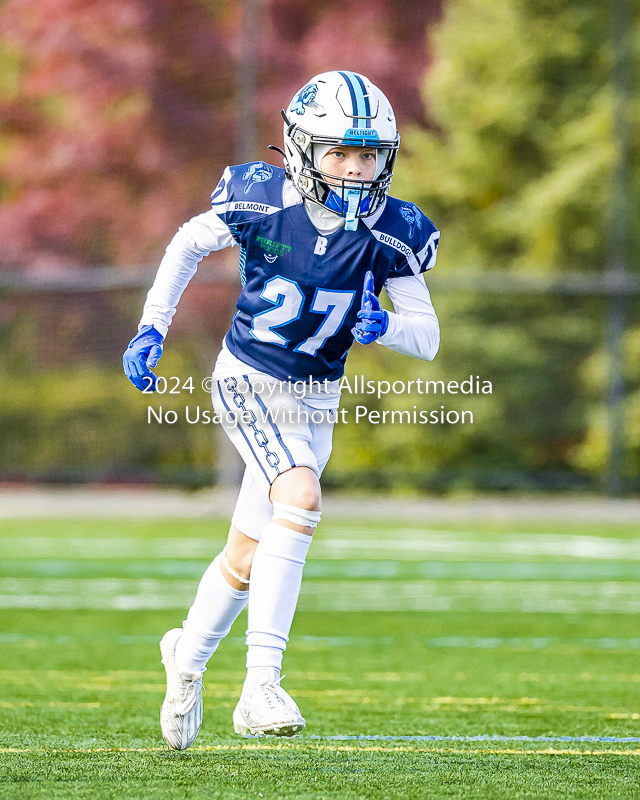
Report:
245,523,312,681
175,553,249,675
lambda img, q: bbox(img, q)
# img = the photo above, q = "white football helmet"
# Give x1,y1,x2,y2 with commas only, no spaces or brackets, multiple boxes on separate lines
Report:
278,71,399,229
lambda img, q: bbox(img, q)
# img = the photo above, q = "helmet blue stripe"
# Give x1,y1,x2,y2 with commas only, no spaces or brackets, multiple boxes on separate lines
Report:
339,71,370,128
338,71,360,125
352,73,371,126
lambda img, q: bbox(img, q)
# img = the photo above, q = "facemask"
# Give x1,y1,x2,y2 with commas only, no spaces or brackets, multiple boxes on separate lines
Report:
313,144,385,230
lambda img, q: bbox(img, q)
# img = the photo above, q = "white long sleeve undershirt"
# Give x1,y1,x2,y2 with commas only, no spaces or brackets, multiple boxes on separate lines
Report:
140,210,236,338
379,274,440,361
139,204,440,363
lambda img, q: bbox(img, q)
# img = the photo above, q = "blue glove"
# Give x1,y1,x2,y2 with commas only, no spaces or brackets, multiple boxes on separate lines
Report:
352,271,389,345
123,325,164,391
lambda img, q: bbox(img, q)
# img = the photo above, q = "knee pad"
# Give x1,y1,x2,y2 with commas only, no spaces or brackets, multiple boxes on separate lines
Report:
272,502,322,529
231,471,274,541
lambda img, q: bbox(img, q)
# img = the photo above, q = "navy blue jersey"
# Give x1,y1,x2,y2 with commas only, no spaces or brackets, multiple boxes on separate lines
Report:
211,162,439,382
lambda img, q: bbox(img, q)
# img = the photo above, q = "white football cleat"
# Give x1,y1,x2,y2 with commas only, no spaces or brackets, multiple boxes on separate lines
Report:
233,669,305,737
160,628,204,750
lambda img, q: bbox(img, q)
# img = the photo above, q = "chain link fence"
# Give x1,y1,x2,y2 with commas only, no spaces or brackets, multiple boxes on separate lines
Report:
1,264,639,493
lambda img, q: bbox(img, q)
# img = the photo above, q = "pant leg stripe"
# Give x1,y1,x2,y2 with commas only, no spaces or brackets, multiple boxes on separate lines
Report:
244,375,297,470
216,381,273,484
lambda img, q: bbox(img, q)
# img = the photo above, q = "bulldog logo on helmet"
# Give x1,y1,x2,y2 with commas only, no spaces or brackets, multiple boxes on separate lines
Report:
289,83,319,116
242,163,274,194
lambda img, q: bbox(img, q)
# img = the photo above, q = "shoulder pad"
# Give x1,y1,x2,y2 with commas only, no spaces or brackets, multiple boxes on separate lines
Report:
210,162,286,225
370,196,440,277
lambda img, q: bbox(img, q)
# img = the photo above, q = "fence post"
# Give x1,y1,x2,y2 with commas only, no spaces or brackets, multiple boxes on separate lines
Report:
236,0,259,164
605,0,632,495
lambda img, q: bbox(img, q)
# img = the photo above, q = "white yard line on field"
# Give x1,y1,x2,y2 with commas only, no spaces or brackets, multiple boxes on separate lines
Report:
4,633,640,650
4,533,640,560
2,742,640,756
2,577,640,612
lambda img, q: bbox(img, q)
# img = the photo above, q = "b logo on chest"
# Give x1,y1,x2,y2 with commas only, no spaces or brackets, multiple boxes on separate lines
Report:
314,236,328,256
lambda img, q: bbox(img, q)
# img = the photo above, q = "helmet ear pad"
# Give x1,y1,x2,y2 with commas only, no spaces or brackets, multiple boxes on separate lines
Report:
284,130,331,204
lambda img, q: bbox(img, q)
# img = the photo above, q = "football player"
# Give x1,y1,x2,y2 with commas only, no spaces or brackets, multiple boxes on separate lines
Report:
123,70,440,749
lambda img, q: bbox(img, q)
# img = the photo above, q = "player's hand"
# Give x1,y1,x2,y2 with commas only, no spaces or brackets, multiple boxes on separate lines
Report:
123,325,164,391
352,271,389,345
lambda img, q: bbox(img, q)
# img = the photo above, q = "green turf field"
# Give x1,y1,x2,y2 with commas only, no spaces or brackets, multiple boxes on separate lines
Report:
2,514,640,799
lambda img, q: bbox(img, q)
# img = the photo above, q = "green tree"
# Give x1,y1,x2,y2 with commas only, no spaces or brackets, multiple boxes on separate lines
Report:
391,0,640,488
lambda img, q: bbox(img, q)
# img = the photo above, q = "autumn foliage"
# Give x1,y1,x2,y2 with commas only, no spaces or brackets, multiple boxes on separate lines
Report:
0,0,440,272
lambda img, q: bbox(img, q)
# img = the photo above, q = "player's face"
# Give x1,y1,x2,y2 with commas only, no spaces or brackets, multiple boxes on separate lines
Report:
320,146,377,186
